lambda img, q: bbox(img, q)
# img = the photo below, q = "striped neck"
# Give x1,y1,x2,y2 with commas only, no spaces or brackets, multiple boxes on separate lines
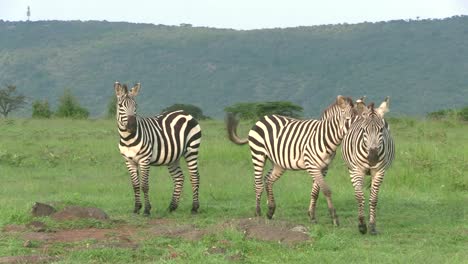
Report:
322,115,347,150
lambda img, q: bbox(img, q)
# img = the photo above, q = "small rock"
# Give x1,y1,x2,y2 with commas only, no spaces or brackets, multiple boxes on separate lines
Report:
31,202,56,217
226,253,244,262
207,246,227,255
23,240,33,248
290,225,308,234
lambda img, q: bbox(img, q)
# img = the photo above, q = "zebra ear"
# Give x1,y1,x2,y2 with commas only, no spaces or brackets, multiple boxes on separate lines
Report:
114,82,127,97
377,96,390,117
129,83,141,97
355,96,367,115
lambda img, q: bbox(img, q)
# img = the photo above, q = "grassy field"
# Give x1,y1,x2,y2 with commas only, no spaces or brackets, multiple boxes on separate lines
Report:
0,117,466,263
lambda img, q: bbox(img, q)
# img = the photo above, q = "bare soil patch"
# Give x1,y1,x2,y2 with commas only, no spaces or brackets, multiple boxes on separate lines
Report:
51,206,108,221
2,205,311,261
0,255,59,264
146,217,212,241
228,217,311,245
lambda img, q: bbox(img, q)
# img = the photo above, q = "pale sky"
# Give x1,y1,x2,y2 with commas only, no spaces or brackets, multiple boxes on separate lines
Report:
1,0,468,29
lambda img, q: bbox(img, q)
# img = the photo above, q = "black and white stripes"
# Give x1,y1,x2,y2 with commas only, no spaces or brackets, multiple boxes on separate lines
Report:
227,96,357,225
114,82,202,216
342,97,395,234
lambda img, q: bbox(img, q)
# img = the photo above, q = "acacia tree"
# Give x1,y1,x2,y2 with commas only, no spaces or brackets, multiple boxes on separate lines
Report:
162,103,210,120
0,85,27,118
225,101,303,120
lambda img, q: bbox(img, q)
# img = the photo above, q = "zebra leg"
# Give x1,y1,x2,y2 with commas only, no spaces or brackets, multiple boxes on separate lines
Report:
126,160,142,214
369,170,385,235
350,170,367,234
308,167,328,223
306,166,339,226
252,154,266,217
185,151,200,214
308,181,320,223
139,162,152,216
167,161,185,212
265,165,285,219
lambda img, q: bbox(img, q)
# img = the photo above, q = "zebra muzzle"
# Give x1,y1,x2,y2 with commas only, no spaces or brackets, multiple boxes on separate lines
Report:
127,115,137,133
368,148,379,166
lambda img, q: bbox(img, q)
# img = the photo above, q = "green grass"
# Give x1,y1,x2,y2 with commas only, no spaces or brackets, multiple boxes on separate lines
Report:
0,117,467,263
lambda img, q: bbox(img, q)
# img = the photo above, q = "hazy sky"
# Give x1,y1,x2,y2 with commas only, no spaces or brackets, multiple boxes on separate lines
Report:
1,0,468,29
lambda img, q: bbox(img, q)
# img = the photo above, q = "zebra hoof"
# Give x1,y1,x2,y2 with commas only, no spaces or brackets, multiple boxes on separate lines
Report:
358,223,367,234
332,217,340,227
369,224,378,235
133,204,142,214
310,218,318,224
329,209,340,226
255,207,262,217
168,204,178,212
266,207,275,219
191,201,199,214
143,211,151,217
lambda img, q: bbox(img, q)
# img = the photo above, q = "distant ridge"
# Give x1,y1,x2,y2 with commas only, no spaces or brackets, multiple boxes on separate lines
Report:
1,16,467,118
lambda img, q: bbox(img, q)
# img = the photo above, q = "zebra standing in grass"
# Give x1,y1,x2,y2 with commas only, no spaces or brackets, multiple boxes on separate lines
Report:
342,97,395,234
114,82,202,216
226,96,358,225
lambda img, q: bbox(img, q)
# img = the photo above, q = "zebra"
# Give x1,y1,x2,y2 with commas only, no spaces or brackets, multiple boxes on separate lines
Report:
341,97,395,234
114,82,202,216
226,96,358,225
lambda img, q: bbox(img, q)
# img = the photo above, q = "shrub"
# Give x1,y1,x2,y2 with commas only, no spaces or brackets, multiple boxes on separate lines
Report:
460,107,468,121
56,89,89,119
225,101,303,120
107,95,117,119
32,99,52,118
427,106,468,122
162,103,210,120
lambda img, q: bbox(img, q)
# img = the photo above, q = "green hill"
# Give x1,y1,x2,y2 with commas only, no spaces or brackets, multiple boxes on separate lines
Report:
1,17,467,118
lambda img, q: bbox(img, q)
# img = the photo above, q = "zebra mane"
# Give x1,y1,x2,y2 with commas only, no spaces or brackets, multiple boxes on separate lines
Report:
368,102,381,116
121,84,129,93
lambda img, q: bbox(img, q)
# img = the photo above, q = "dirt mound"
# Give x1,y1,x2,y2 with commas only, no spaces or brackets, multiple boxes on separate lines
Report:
31,202,56,217
51,206,108,221
148,218,209,241
2,212,311,262
231,218,311,245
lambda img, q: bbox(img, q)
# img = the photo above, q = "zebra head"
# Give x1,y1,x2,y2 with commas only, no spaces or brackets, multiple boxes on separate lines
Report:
362,97,390,166
114,82,140,134
321,95,354,119
321,95,356,133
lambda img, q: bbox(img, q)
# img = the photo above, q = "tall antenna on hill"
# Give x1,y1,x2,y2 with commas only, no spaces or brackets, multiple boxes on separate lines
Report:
27,6,31,21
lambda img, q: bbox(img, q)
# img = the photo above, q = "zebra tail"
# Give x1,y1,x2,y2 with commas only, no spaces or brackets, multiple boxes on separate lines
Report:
225,113,249,145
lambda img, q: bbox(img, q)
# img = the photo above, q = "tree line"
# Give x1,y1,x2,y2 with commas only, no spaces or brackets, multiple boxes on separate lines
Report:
1,84,466,122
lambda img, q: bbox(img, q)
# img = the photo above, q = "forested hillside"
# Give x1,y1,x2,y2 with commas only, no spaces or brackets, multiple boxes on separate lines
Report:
0,17,467,118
